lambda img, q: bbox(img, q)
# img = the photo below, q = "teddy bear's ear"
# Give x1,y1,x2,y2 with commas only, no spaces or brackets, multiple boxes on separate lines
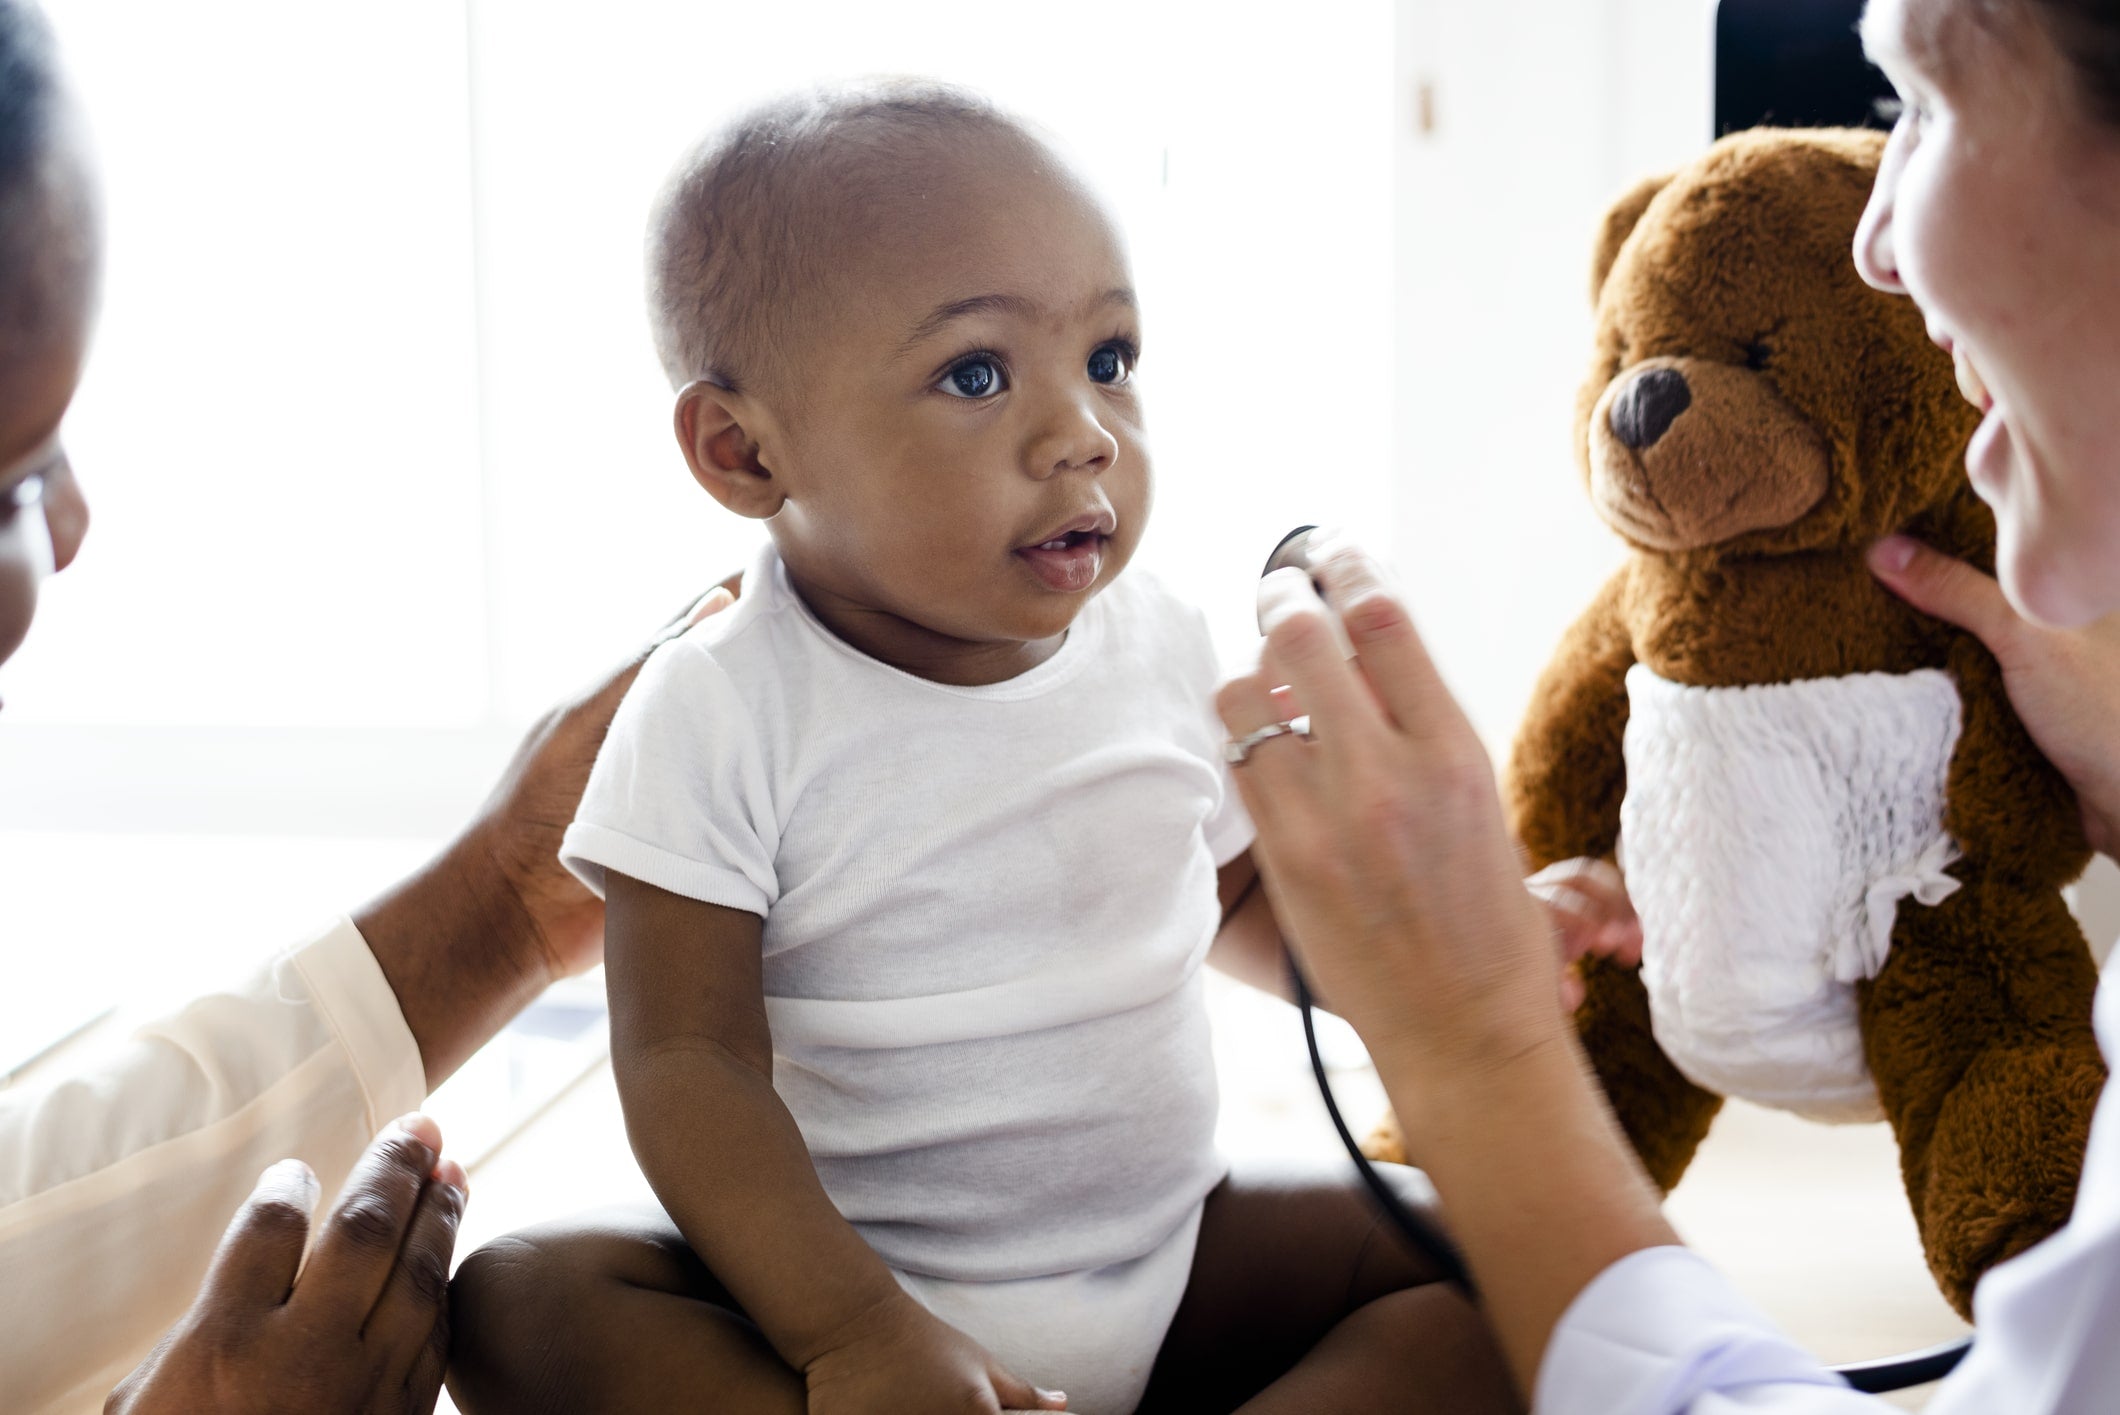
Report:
1590,171,1678,306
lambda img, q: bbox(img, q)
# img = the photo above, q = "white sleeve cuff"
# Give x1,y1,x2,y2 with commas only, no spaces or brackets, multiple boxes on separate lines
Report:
1537,1247,1870,1415
286,918,428,1131
561,821,775,917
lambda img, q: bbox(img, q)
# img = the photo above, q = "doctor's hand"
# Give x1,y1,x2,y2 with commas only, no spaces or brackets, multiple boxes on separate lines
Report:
1871,535,2120,858
461,574,747,983
356,575,742,1087
1215,540,1570,1116
107,1116,467,1415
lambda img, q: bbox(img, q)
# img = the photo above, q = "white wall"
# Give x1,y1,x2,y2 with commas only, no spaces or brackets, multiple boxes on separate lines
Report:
1390,0,1713,751
1,0,1397,846
0,3,1402,1047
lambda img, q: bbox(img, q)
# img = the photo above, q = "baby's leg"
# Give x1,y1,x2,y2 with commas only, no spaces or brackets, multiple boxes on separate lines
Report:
1138,1159,1519,1415
447,1204,804,1414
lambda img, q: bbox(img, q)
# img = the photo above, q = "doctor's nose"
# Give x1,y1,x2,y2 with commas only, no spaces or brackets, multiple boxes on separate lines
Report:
1854,171,1905,296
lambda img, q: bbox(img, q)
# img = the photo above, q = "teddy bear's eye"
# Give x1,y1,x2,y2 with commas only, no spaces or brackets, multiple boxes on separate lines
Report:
1743,340,1774,372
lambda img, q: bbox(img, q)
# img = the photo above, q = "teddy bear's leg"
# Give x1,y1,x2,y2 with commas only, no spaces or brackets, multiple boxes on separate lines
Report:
1859,872,2104,1317
1575,955,1723,1191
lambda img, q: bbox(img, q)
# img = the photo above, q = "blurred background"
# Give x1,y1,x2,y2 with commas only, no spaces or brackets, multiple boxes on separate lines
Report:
5,2,2116,1404
0,0,1711,1045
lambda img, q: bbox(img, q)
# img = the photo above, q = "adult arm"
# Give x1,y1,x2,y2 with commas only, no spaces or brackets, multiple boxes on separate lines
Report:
359,581,741,1087
0,585,735,1409
0,921,432,1412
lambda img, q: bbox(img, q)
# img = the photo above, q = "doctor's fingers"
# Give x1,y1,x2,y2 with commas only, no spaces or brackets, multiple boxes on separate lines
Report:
196,1158,322,1315
1256,567,1393,765
361,1159,465,1384
1310,540,1483,754
292,1116,446,1330
1216,671,1322,833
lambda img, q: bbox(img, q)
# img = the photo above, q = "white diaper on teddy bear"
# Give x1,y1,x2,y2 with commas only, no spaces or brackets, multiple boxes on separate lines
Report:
1618,664,1965,1123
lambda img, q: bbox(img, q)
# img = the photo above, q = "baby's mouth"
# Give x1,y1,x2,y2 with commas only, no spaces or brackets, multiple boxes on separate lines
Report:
1015,529,1108,593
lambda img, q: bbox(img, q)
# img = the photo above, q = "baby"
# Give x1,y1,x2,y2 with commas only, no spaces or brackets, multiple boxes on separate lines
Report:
448,82,1511,1415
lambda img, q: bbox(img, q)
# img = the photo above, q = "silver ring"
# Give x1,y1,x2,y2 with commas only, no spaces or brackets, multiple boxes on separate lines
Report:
1224,715,1313,765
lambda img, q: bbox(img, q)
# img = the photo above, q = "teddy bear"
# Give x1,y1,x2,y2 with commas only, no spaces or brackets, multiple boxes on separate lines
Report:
1368,127,2105,1318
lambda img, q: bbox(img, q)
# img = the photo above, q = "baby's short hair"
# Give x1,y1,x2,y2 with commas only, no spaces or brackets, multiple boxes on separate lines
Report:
645,80,1040,396
0,0,87,352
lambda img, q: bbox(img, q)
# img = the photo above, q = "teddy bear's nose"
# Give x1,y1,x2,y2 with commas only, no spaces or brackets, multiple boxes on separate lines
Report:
1610,368,1693,451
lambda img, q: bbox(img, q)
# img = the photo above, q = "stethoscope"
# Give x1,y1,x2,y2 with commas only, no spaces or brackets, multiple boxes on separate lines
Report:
1258,526,1972,1396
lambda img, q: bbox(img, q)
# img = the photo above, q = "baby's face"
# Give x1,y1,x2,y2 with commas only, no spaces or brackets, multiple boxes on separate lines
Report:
760,136,1150,681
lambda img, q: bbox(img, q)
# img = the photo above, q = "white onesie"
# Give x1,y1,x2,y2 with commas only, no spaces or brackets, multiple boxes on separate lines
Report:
562,545,1253,1413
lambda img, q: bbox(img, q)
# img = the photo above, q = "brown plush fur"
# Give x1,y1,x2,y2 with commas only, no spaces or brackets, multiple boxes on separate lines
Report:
1367,130,2102,1317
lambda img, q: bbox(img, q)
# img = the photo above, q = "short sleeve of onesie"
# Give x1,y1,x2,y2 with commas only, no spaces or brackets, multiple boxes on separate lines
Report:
1183,608,1255,869
561,633,780,917
1204,724,1255,867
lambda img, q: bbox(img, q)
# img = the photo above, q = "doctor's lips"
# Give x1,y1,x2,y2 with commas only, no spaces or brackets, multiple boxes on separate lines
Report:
1016,507,1116,592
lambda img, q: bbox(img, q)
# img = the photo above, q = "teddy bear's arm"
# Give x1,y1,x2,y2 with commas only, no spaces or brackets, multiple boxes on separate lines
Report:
1505,572,1637,868
1858,638,2104,1316
1504,569,1723,1191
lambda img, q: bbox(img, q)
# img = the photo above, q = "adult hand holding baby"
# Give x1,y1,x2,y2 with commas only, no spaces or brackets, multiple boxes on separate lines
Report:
352,578,740,1087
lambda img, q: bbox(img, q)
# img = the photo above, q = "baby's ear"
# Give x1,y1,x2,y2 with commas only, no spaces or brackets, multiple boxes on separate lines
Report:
1589,171,1677,307
675,381,782,520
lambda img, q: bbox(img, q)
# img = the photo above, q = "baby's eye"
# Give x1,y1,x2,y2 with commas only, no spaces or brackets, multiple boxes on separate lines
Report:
1087,343,1134,386
940,357,1004,400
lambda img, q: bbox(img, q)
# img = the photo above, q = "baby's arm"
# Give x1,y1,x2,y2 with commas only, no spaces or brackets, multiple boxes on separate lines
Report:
1208,850,1299,999
603,871,1063,1414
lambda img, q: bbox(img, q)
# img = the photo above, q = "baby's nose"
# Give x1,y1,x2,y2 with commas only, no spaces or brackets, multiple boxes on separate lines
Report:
1610,368,1692,451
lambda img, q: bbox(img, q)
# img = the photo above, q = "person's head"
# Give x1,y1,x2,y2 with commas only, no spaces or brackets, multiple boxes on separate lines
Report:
646,81,1148,680
0,0,94,680
1856,0,2120,627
